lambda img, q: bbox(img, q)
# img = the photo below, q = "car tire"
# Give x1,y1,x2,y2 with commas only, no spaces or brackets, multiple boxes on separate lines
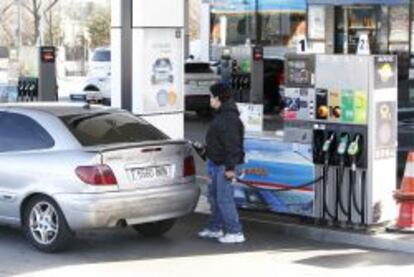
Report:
23,195,73,253
132,219,176,237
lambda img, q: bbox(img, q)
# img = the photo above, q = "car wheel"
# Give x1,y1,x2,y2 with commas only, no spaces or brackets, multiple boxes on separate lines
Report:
23,196,72,253
132,219,176,237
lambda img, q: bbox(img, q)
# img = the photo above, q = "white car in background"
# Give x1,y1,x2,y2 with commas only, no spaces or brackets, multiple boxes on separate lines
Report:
185,62,220,116
89,47,111,76
0,47,9,84
82,48,111,105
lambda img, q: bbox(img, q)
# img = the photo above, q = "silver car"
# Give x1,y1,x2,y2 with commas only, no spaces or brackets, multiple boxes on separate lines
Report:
0,103,200,252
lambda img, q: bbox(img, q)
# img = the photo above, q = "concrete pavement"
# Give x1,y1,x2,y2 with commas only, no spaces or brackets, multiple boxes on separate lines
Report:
1,214,414,277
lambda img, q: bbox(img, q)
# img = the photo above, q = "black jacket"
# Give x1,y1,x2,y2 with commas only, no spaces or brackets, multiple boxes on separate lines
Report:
206,100,245,171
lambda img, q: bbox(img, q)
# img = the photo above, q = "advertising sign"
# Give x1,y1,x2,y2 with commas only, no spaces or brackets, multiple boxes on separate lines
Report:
308,6,326,40
142,29,183,114
375,101,397,160
234,137,315,217
328,89,341,121
354,90,368,124
283,88,300,120
237,103,264,132
374,56,397,90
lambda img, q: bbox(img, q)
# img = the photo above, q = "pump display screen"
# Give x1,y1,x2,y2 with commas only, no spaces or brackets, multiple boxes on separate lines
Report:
40,47,56,63
286,58,314,87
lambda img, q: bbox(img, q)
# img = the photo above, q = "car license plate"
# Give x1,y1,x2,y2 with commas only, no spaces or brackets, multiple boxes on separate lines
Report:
130,165,170,182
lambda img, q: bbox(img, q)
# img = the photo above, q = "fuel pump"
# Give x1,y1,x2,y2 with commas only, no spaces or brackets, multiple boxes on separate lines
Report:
17,77,39,102
285,54,397,228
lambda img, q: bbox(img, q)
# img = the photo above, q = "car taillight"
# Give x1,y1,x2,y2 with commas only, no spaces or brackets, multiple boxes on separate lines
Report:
75,165,118,186
183,156,196,177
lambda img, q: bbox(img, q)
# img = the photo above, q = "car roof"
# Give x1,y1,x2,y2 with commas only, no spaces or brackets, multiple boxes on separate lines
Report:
0,102,120,117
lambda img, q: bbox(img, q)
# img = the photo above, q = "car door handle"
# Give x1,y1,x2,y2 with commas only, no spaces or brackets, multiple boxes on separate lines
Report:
0,193,16,202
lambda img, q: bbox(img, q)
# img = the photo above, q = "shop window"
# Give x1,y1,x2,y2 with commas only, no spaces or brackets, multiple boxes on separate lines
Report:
211,12,256,47
260,12,306,48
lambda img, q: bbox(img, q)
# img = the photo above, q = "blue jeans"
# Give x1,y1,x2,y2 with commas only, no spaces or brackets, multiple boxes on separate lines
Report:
206,161,243,234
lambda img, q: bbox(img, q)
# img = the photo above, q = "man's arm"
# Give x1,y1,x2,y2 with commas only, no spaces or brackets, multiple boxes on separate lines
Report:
221,116,243,174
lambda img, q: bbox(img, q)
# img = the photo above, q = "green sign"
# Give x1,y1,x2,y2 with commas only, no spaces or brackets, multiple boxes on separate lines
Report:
341,90,354,123
354,90,368,124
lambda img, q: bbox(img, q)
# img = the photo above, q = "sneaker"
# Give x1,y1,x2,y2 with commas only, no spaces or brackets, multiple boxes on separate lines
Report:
218,233,246,244
198,229,224,239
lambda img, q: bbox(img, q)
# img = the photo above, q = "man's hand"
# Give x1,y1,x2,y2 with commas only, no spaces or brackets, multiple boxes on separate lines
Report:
225,170,237,180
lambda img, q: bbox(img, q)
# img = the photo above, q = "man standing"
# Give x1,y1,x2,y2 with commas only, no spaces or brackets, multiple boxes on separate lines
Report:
198,83,245,244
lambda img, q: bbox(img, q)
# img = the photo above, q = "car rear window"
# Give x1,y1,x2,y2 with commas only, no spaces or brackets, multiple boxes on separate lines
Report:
61,112,168,146
185,63,213,74
92,50,111,62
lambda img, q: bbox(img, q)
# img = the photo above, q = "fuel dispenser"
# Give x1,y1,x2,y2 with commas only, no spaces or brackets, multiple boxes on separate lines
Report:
15,47,57,103
284,54,398,227
17,77,39,102
220,46,263,104
38,46,58,101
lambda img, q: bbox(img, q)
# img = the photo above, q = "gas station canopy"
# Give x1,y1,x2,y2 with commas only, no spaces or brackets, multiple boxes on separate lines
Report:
211,0,306,13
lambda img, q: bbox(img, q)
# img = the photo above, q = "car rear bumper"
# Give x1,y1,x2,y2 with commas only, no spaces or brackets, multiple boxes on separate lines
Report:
55,182,200,230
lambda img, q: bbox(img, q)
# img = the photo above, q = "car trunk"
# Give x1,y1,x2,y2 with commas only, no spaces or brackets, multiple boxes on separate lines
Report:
86,140,191,191
185,74,220,96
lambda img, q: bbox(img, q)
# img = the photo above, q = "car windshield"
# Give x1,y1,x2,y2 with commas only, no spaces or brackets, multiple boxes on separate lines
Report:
185,63,213,74
60,112,168,146
92,50,111,62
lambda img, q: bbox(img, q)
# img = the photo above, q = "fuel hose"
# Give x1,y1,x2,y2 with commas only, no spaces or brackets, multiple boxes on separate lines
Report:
336,166,350,219
235,175,324,192
350,169,366,225
322,165,336,220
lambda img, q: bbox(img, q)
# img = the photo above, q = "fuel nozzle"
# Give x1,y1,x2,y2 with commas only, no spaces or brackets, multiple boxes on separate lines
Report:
322,132,336,165
347,134,362,171
337,133,350,166
191,141,207,161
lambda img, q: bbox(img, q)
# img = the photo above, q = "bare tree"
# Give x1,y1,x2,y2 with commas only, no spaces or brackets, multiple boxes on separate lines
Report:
189,0,201,41
22,0,59,45
0,1,14,46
